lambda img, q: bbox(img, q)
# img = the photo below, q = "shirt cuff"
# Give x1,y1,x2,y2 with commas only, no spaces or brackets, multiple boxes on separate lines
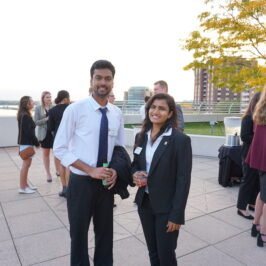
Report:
61,153,79,168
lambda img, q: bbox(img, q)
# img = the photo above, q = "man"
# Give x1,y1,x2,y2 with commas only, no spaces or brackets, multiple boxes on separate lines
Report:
108,91,115,104
54,60,124,266
153,80,184,131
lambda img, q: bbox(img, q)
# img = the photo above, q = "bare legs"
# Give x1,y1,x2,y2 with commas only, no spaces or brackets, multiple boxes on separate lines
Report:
54,157,69,197
253,192,266,245
19,158,32,189
42,148,60,181
253,193,264,226
59,164,69,187
261,204,266,236
54,157,69,187
42,148,52,180
54,155,61,175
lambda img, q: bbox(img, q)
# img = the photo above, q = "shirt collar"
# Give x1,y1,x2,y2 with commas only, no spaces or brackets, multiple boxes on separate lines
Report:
88,95,111,111
146,127,172,138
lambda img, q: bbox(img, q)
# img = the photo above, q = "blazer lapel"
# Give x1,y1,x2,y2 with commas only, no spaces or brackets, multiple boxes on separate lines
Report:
138,135,147,171
148,135,172,176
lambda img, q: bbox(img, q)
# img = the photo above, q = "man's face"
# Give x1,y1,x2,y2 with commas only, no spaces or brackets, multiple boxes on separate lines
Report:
90,69,114,98
108,93,115,104
153,84,167,95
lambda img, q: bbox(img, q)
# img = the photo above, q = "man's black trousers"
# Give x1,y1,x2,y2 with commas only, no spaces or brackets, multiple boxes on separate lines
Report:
67,172,114,266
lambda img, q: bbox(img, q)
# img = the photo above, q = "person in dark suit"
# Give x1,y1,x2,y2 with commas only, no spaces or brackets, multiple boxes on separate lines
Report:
237,92,261,219
131,93,192,266
48,90,71,197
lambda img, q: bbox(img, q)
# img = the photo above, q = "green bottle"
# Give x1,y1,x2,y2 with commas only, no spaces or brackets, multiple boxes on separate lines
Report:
102,163,110,186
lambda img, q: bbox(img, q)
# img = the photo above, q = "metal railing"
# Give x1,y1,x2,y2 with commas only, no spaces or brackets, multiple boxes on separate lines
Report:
0,101,244,115
114,101,244,114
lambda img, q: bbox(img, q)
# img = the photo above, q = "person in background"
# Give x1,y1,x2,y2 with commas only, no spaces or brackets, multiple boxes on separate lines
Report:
34,91,59,182
153,80,184,132
108,91,115,104
246,85,266,247
53,60,124,265
132,93,192,266
237,92,261,219
139,96,150,121
48,90,71,197
17,96,40,194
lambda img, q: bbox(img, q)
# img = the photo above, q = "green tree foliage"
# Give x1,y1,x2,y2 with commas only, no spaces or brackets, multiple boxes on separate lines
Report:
183,0,266,92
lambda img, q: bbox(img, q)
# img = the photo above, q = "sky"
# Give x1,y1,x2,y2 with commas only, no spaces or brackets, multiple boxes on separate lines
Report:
0,0,207,102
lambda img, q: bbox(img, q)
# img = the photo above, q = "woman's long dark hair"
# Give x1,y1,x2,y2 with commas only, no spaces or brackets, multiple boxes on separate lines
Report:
17,96,31,120
136,93,178,147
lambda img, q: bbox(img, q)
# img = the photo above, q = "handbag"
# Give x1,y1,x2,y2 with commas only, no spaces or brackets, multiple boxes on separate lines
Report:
18,115,35,160
19,146,35,160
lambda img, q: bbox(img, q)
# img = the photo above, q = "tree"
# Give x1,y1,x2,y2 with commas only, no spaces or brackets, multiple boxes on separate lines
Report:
183,0,266,92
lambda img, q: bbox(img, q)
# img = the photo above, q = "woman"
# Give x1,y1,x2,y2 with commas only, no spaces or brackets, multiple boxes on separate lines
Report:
17,96,39,194
34,91,59,182
132,93,192,266
246,85,266,247
48,90,70,197
237,92,261,219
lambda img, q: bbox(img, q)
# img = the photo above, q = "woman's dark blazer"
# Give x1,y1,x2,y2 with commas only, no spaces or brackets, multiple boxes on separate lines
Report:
240,114,253,159
17,114,39,146
132,129,192,225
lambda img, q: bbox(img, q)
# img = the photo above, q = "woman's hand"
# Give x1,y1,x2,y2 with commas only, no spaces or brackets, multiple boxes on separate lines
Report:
133,171,147,187
166,221,181,232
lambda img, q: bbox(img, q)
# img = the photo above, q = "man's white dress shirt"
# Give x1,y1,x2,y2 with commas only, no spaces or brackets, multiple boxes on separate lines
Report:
53,96,124,175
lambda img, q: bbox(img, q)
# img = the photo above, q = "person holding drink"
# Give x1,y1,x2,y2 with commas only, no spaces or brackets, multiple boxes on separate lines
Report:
132,93,192,266
53,60,124,266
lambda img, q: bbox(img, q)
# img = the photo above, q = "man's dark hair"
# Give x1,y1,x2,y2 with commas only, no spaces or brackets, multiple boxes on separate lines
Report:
55,90,70,104
154,80,168,92
144,96,150,103
90,60,115,78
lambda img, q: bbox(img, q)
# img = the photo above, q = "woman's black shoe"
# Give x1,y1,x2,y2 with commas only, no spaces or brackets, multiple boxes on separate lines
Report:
59,187,67,198
237,210,254,220
257,233,266,247
251,224,259,237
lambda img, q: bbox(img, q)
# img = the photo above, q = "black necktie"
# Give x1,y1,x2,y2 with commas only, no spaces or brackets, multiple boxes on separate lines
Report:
97,107,108,167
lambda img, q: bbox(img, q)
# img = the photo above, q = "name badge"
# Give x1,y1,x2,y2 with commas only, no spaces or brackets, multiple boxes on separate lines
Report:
108,128,118,136
134,147,142,155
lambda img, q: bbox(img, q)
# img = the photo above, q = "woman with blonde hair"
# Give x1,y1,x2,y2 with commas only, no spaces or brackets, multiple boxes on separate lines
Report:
246,85,266,247
17,96,39,193
34,91,59,182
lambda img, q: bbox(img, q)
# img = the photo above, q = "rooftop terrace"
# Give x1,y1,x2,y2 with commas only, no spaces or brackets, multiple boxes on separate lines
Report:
0,147,265,266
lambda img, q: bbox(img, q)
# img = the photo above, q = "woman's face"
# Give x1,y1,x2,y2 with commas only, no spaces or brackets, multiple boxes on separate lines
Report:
148,99,173,127
27,97,34,110
43,93,52,105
